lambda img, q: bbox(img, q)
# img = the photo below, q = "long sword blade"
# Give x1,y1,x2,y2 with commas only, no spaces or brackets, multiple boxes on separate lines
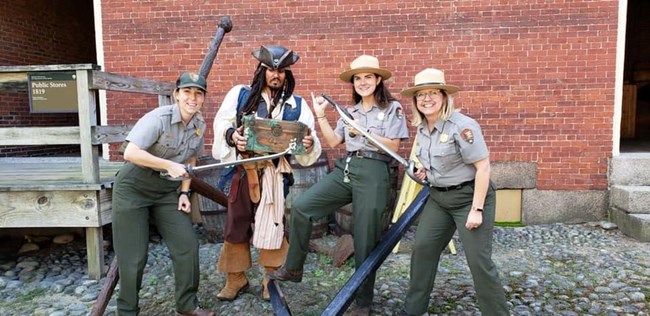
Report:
321,94,426,185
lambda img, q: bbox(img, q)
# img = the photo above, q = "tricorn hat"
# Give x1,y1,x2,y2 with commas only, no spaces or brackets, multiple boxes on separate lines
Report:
252,45,300,69
339,55,392,82
176,72,207,92
400,68,459,97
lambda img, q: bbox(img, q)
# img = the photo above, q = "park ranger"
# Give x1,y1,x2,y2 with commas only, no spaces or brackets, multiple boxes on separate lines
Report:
399,68,509,316
112,72,215,316
270,55,409,316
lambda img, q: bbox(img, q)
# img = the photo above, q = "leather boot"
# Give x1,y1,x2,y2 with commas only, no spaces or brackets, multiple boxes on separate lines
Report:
262,266,278,301
216,272,249,301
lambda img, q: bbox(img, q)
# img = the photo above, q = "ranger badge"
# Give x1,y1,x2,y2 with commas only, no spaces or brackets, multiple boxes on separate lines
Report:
461,128,474,144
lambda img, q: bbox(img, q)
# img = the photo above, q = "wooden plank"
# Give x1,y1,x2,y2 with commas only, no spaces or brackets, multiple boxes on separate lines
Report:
91,70,175,96
0,127,81,145
621,84,637,139
0,190,103,227
0,72,28,93
0,65,99,93
0,64,98,72
86,226,105,280
0,158,122,189
91,125,133,145
76,70,100,184
98,189,113,224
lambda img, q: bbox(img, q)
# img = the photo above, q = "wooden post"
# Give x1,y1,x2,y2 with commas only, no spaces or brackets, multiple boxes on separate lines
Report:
77,69,104,279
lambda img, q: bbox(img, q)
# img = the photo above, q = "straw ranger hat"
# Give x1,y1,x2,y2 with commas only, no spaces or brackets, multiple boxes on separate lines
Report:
401,68,459,97
339,55,392,82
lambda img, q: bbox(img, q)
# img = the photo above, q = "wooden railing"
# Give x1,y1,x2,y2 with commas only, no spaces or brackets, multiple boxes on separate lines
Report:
0,64,174,279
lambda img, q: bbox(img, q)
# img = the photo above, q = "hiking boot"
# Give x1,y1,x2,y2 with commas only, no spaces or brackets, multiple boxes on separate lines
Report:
267,265,303,282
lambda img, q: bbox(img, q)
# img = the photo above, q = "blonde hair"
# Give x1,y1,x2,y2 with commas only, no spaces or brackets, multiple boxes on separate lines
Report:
409,90,455,126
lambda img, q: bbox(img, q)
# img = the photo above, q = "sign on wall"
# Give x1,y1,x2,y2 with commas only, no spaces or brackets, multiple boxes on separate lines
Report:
28,72,78,113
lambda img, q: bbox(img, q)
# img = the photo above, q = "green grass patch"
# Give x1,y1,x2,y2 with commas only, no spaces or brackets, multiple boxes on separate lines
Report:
495,221,524,227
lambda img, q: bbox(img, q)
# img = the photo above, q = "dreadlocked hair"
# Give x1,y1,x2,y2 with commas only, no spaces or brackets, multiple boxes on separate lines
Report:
351,75,396,110
238,63,296,124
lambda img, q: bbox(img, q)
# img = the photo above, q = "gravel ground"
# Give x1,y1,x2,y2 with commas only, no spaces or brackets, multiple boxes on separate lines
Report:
0,221,649,316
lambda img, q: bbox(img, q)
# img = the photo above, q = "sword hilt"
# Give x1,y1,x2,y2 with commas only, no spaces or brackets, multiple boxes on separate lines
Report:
159,164,193,181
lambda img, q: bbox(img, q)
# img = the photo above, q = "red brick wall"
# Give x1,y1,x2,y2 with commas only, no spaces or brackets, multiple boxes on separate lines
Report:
0,0,96,157
102,0,618,190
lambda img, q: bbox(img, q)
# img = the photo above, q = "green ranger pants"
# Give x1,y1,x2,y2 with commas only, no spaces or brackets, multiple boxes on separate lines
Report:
285,156,390,307
405,182,509,316
112,163,200,315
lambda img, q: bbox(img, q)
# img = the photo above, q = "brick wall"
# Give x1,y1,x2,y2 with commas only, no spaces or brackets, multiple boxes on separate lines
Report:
102,0,618,190
0,0,95,157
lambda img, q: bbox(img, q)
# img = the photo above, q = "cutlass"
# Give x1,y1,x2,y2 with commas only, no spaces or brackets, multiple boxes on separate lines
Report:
161,143,295,180
320,94,428,186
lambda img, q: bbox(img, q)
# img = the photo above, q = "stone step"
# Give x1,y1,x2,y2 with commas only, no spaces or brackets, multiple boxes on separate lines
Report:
610,185,650,214
609,153,650,186
610,207,650,242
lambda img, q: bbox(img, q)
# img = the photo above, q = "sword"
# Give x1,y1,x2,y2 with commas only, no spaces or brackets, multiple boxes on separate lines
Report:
268,279,292,316
321,187,430,315
161,143,295,180
320,94,428,186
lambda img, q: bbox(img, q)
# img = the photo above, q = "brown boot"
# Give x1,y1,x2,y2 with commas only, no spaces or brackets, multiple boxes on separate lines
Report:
267,265,303,282
216,272,249,301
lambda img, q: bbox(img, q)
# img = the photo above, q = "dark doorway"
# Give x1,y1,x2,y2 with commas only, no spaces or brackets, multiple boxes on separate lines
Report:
0,0,97,157
621,0,650,152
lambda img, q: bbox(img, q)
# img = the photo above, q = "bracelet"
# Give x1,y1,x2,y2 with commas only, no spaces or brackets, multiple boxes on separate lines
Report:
225,128,237,147
180,190,191,197
316,115,327,120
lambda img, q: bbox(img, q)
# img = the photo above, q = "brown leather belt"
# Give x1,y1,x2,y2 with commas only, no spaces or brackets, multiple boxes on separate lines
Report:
430,180,474,191
347,150,392,163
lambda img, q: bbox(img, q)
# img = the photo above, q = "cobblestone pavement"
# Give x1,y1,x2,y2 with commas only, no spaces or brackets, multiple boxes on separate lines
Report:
0,222,649,315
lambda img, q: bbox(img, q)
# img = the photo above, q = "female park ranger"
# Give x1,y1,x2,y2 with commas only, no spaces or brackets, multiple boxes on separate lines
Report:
400,68,508,316
112,72,215,316
270,55,409,315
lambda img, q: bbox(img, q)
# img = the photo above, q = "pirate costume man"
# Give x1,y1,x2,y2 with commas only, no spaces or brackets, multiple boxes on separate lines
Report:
211,45,321,301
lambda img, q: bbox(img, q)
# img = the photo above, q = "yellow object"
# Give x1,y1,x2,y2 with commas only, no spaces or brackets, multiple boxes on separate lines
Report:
495,189,522,222
391,141,456,255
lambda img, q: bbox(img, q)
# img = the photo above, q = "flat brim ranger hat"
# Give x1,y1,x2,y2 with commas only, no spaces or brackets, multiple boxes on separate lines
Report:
401,68,459,97
339,55,392,82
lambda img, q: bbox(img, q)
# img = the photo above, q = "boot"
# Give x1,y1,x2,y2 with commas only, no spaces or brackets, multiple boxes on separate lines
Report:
267,265,303,282
262,266,278,301
216,272,249,301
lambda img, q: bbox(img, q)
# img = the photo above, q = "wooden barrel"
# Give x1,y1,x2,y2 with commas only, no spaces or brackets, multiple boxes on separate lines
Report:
285,152,331,239
334,162,399,236
195,156,228,243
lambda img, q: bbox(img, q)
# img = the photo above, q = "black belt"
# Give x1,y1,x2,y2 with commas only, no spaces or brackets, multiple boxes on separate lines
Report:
347,150,392,163
430,180,474,191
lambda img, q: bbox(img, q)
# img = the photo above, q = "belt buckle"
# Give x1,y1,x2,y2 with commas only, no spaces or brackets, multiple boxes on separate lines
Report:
355,151,364,159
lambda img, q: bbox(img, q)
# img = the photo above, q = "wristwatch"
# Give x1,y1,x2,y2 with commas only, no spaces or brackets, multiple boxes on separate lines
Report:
472,206,483,212
180,190,191,197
